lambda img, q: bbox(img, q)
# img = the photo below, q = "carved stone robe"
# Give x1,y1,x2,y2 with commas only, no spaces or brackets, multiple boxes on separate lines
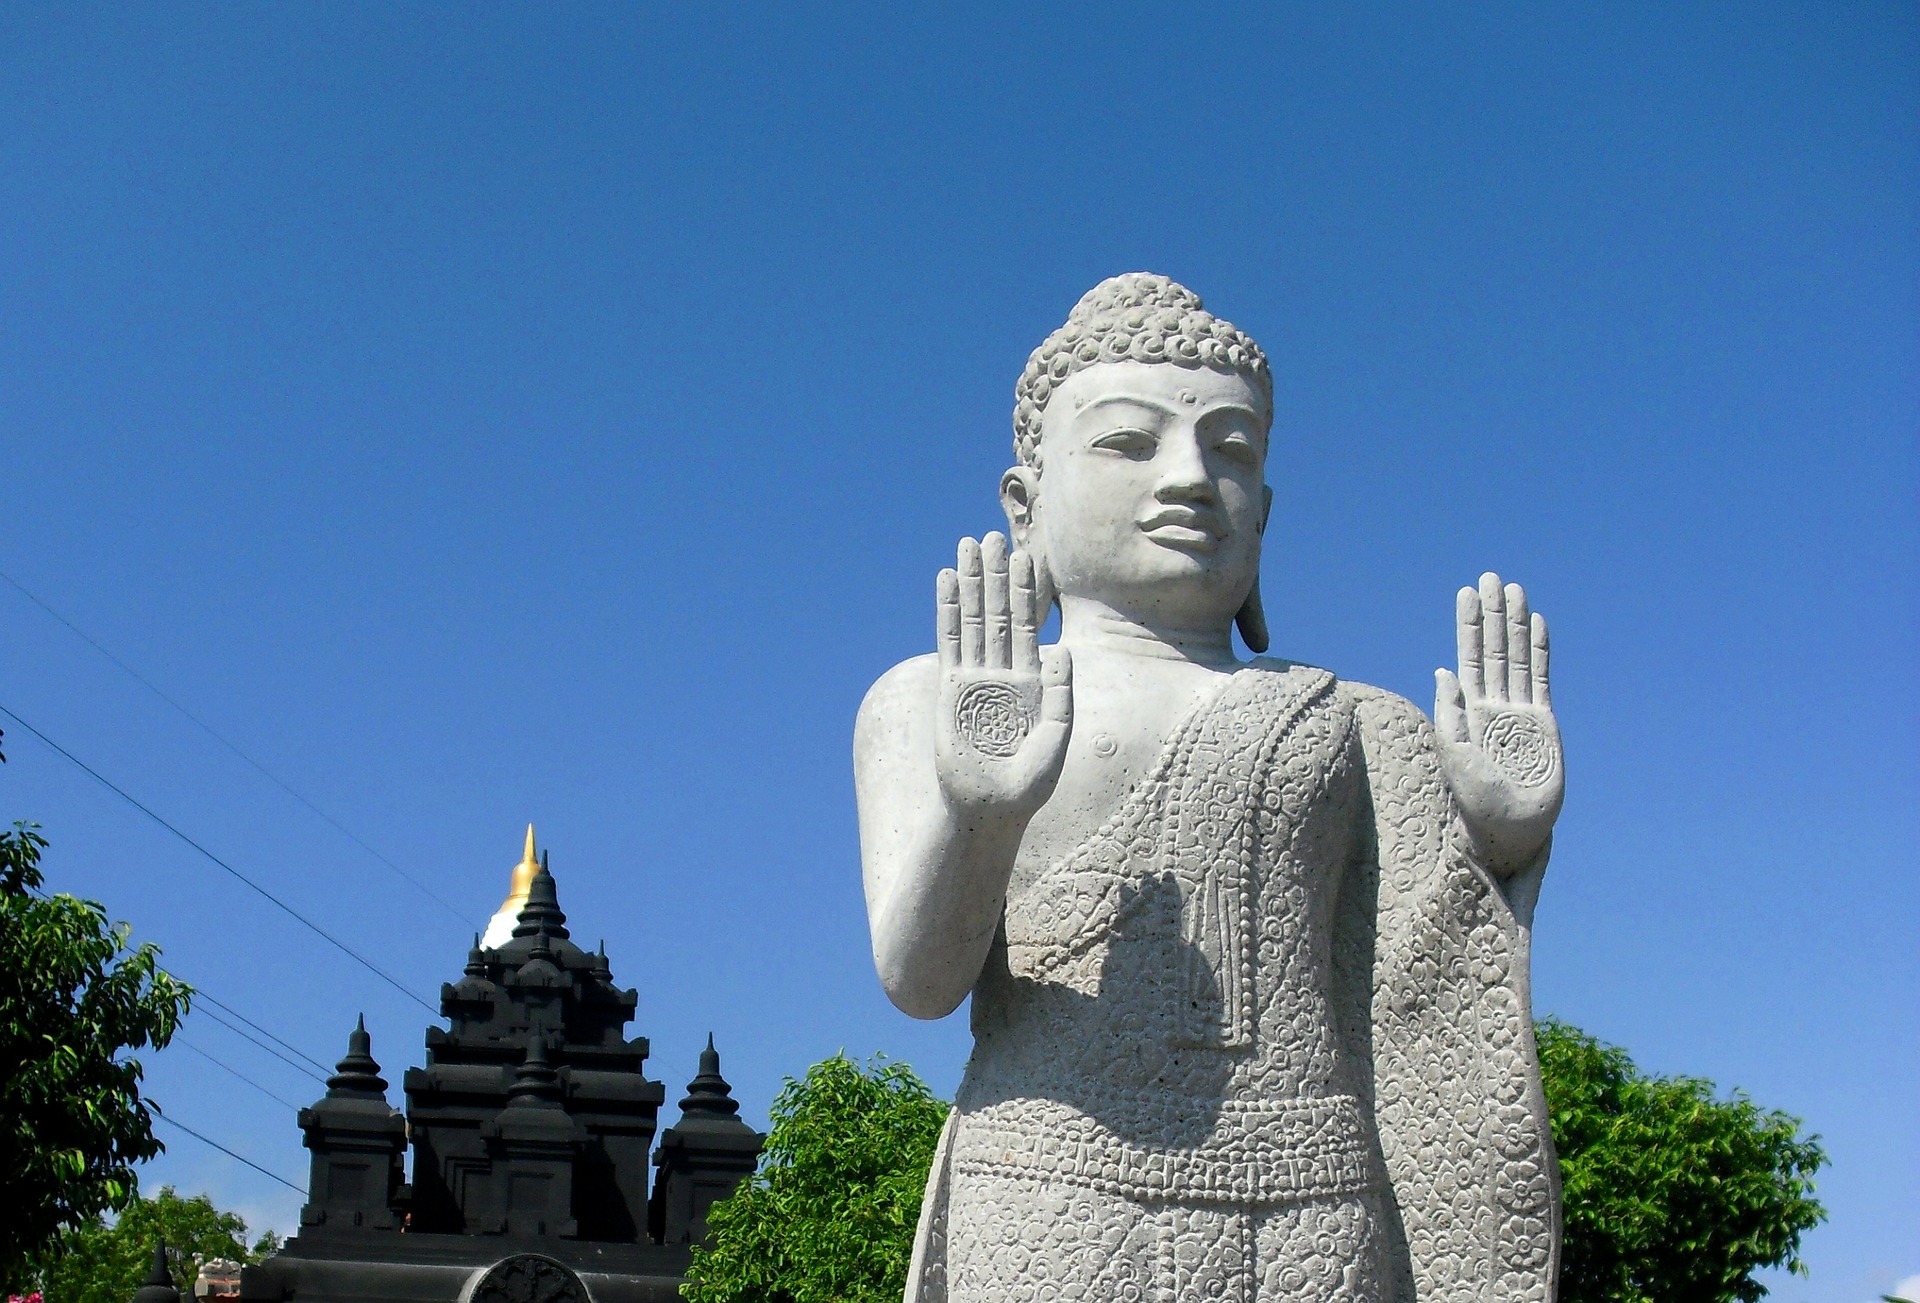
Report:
906,661,1559,1303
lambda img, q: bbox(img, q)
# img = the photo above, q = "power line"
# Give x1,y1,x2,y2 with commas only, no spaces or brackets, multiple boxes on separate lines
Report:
0,702,438,1014
195,1003,331,1086
154,1113,303,1193
177,1038,305,1111
190,988,333,1077
0,568,477,928
21,883,336,1081
18,882,337,1082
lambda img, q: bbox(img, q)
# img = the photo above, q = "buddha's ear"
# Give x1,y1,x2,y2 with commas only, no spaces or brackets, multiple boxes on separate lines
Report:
1000,466,1057,615
1235,583,1270,654
1000,465,1039,536
1236,483,1273,654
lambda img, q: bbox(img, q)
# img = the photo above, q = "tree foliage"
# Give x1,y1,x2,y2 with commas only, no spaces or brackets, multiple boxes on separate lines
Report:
1538,1017,1827,1303
0,794,193,1277
13,1186,280,1303
683,1054,949,1303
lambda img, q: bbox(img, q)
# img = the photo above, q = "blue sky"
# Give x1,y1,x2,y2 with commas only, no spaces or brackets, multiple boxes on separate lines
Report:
1,3,1913,1295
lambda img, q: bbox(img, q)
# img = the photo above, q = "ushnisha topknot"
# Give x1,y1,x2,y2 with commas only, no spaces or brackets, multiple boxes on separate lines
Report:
1013,272,1271,467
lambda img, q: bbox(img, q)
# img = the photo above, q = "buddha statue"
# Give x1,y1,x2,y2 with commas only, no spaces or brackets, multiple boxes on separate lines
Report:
855,274,1565,1302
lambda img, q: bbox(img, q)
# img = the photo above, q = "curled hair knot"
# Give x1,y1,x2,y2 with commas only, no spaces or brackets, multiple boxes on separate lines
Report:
1012,272,1270,466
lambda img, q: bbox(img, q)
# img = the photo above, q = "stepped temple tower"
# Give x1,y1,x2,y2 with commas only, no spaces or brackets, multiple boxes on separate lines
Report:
242,830,764,1303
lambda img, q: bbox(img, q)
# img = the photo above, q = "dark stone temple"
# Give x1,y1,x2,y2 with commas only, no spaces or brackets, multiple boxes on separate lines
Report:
240,834,764,1303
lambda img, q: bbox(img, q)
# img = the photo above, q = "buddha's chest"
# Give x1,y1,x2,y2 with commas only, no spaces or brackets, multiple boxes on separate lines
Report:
986,661,1364,1072
1013,656,1231,880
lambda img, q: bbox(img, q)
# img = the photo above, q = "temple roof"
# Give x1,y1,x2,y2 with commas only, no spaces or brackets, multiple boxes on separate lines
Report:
268,825,760,1268
426,836,646,1063
404,831,666,1242
326,1015,389,1097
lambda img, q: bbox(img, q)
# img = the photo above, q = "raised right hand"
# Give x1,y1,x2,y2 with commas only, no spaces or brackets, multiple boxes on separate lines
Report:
934,532,1073,813
1434,571,1565,871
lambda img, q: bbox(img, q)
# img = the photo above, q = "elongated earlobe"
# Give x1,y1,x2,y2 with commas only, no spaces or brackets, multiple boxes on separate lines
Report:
1237,483,1273,653
1236,577,1270,654
1030,548,1058,617
1000,465,1056,615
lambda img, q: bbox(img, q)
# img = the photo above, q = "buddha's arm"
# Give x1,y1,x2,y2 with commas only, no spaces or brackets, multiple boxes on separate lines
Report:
855,655,1032,1019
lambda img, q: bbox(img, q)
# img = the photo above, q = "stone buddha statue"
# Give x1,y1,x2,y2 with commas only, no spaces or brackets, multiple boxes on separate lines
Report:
855,274,1566,1302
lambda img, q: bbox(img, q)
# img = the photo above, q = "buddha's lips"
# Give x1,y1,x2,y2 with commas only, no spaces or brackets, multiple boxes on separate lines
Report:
1137,507,1223,550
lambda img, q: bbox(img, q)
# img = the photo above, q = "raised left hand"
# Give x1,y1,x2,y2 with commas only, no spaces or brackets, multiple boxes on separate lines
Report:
1435,572,1564,873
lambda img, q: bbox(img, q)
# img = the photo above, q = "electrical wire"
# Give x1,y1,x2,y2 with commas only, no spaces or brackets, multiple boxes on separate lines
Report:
189,987,333,1076
0,702,438,1014
194,1003,331,1086
19,881,336,1084
176,1038,305,1112
153,1113,303,1193
0,568,477,928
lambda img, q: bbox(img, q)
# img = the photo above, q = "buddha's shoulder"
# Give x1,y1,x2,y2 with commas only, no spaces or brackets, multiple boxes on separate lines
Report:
856,653,940,730
1246,657,1431,733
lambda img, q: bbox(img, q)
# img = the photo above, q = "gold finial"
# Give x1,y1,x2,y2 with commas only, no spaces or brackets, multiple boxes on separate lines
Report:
506,824,538,910
481,824,539,949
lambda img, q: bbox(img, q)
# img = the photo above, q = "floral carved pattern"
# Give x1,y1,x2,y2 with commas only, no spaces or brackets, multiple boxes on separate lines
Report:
910,667,1559,1302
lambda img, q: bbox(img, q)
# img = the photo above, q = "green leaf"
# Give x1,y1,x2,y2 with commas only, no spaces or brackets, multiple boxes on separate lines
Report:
682,1054,948,1303
12,1186,275,1303
0,822,193,1279
1539,1017,1828,1303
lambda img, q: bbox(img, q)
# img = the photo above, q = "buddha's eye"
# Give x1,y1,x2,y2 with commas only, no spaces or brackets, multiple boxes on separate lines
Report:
1090,427,1156,458
1215,432,1259,467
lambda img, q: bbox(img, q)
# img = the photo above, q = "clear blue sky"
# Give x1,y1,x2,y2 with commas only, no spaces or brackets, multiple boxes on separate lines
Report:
2,4,1913,1294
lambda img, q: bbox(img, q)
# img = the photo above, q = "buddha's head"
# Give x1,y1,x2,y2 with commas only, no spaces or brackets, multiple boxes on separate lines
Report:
1002,273,1273,650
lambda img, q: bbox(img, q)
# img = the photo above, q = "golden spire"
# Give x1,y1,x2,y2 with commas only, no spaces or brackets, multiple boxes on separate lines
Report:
480,824,539,950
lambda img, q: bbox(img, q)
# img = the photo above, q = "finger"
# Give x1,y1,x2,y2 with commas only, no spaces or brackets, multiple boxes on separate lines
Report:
1434,668,1470,744
1505,582,1531,703
1039,647,1073,720
982,532,1011,670
936,569,961,669
1531,611,1551,710
958,537,984,666
1479,572,1507,701
1010,550,1040,673
1044,644,1075,702
1456,586,1484,697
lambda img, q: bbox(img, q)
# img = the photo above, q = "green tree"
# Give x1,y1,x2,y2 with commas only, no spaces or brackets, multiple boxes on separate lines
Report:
1538,1017,1827,1303
18,1186,280,1303
0,760,193,1277
683,1054,949,1303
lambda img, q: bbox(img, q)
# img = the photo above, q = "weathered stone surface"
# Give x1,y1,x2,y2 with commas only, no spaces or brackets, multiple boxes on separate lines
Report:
855,274,1566,1301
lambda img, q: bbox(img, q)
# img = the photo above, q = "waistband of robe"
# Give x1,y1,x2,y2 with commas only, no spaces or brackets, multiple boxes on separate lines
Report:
949,1093,1380,1206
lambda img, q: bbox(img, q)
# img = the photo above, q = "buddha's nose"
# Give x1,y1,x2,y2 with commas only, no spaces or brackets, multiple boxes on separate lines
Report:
1155,433,1214,501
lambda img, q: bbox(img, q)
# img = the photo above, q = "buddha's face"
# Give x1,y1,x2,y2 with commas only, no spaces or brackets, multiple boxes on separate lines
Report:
1004,361,1270,630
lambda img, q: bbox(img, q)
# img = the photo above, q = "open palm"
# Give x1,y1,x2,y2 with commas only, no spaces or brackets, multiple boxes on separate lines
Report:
933,532,1073,813
1435,571,1565,872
